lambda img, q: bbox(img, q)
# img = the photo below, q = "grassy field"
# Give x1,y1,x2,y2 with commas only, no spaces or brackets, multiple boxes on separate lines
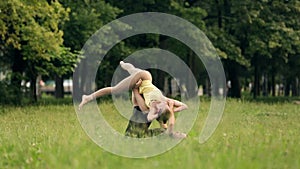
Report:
0,97,299,169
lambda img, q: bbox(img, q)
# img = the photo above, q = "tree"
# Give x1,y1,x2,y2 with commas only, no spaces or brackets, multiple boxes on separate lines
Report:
187,0,300,99
60,0,124,97
0,0,70,102
244,0,300,97
104,0,208,97
191,0,249,98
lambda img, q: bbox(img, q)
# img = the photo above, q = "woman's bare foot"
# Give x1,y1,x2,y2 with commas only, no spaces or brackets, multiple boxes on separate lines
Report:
79,94,94,110
120,61,134,71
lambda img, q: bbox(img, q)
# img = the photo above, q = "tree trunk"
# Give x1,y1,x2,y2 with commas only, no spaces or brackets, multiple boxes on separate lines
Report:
292,78,298,96
206,78,211,96
262,74,268,96
73,67,81,102
156,70,165,92
215,0,222,28
36,75,42,99
296,77,300,96
187,51,197,98
30,75,37,103
253,56,260,99
227,61,241,98
71,50,91,102
11,50,26,104
284,78,291,96
55,74,64,98
230,71,241,98
271,73,275,96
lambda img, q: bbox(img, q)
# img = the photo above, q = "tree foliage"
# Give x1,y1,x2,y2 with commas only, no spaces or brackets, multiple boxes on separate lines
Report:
0,0,299,104
0,0,71,102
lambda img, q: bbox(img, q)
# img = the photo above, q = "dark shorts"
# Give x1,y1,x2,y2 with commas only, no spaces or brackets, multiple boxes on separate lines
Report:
125,106,166,138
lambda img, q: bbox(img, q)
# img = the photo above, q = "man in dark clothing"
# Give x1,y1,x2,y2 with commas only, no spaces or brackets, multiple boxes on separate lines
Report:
125,106,166,138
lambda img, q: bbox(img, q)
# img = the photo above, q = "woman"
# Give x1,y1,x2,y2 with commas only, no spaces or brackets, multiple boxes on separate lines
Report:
125,86,187,138
124,86,166,138
79,61,188,136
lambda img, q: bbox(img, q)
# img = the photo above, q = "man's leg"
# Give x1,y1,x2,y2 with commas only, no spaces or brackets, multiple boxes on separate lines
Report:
125,106,151,138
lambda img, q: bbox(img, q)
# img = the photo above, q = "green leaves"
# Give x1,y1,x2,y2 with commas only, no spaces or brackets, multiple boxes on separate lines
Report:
1,0,299,102
1,0,69,68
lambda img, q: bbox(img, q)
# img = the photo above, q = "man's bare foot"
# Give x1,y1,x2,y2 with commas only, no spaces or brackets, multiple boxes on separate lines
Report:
79,94,94,110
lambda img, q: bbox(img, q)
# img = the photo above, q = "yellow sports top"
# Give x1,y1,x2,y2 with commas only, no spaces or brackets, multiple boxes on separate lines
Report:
139,80,164,107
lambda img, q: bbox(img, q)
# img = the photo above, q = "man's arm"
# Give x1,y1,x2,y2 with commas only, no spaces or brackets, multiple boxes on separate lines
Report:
132,88,148,112
165,100,175,134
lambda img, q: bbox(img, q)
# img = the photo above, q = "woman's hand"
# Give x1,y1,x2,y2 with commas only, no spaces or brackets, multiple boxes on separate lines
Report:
167,100,174,111
169,131,187,139
133,79,142,89
166,98,188,112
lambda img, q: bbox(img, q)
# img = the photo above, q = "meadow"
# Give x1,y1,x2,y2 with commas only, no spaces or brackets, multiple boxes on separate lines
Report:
0,97,299,169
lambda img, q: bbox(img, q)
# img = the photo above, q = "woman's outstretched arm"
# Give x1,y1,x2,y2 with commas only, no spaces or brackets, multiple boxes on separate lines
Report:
165,98,188,112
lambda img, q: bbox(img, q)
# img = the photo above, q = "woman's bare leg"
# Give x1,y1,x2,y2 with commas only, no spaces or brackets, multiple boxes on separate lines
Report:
79,62,152,109
78,86,112,109
109,70,151,93
110,61,151,93
120,61,142,75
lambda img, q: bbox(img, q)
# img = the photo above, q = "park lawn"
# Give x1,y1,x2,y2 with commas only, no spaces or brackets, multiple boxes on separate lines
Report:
0,99,299,169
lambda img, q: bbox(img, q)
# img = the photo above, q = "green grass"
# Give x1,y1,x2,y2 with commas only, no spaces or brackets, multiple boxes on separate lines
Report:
0,98,299,169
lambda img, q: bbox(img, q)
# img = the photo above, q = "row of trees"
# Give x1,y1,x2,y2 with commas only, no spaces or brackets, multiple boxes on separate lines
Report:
190,0,300,98
0,0,299,104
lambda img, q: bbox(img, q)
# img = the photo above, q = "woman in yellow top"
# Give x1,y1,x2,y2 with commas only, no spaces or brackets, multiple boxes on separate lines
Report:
79,61,188,137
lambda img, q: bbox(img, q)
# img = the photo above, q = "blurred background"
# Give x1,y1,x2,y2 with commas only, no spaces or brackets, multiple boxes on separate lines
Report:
0,0,299,105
